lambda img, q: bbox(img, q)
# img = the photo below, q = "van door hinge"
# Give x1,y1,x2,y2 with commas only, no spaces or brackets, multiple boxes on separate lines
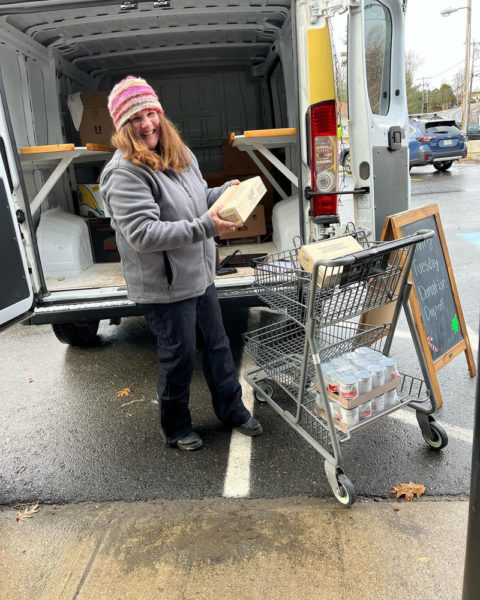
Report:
311,0,360,23
16,209,26,223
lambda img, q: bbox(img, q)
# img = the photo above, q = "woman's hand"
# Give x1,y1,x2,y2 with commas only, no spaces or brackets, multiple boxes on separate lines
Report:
208,204,242,236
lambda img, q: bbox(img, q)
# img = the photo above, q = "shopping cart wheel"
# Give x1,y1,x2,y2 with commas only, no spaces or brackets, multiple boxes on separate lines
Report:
422,420,448,450
254,381,274,403
333,474,356,507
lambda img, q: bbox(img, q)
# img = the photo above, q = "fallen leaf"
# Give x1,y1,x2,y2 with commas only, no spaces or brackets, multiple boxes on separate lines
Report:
16,502,39,521
120,398,145,408
124,412,133,417
116,387,131,397
5,437,11,443
418,557,430,563
390,482,426,501
28,377,35,383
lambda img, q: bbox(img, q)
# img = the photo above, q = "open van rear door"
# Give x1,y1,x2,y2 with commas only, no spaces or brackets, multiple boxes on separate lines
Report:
0,74,34,331
347,0,409,238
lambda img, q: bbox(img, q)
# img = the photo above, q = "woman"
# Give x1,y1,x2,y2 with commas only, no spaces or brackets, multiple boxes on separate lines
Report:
100,76,262,451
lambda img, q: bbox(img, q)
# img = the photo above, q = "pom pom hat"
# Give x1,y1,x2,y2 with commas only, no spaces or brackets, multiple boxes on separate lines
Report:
108,75,164,131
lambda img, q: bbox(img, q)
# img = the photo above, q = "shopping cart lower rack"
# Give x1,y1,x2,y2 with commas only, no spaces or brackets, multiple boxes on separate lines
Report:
243,230,448,506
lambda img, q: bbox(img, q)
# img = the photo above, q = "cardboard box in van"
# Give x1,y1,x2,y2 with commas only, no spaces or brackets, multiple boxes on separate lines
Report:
210,176,267,224
78,93,114,147
219,205,266,240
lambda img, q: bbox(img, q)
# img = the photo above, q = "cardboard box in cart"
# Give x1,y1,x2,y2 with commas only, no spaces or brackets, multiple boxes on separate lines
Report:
298,236,363,285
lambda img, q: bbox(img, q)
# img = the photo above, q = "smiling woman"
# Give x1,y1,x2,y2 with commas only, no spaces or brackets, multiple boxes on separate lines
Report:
99,75,262,451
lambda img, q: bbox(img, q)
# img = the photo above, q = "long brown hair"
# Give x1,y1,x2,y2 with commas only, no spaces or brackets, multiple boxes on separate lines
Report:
111,113,191,172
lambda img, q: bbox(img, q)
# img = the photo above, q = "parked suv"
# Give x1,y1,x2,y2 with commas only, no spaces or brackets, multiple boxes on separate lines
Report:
409,119,467,171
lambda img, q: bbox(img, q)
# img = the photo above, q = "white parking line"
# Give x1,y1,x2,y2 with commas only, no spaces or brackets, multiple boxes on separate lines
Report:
390,409,473,444
222,384,254,498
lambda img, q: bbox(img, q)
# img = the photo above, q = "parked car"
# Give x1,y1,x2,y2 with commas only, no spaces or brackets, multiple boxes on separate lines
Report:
455,121,480,141
409,119,467,171
339,143,352,174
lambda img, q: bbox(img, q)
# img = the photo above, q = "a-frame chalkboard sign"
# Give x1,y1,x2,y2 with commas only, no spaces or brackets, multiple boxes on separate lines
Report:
381,203,476,406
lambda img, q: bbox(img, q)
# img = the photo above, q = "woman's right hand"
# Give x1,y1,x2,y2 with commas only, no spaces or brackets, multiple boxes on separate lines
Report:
208,204,242,237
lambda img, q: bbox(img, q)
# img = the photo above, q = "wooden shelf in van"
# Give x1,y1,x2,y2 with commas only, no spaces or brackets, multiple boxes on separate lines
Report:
19,144,114,164
19,145,115,216
230,128,296,148
231,128,298,193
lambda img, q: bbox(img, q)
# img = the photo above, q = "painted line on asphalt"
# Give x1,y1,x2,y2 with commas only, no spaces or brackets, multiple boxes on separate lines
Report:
390,410,473,445
223,354,254,498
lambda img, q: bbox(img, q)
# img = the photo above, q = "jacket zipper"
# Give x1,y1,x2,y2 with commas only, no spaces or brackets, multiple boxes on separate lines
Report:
170,169,210,276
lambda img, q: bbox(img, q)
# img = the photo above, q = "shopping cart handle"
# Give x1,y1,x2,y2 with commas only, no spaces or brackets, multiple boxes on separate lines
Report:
314,229,436,267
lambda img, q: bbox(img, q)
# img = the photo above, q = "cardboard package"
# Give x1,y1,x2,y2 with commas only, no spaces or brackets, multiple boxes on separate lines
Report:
78,93,114,146
297,235,363,285
87,218,120,263
220,205,266,240
210,176,267,224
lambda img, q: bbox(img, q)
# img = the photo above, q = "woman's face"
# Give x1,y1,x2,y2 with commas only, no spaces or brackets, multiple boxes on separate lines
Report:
130,109,161,150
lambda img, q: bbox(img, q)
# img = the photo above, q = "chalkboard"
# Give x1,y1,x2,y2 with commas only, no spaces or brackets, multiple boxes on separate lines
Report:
401,215,463,361
381,203,475,407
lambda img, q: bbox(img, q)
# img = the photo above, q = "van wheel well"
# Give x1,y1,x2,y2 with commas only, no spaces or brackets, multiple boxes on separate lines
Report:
51,320,100,346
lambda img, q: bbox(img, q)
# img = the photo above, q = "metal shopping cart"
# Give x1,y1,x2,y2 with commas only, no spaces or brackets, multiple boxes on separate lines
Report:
243,229,448,506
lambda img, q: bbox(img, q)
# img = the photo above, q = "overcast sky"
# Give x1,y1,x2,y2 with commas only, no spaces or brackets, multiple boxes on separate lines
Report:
405,0,479,91
332,1,479,92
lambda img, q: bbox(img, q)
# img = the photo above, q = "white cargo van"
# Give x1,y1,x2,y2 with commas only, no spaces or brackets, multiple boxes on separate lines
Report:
0,0,410,344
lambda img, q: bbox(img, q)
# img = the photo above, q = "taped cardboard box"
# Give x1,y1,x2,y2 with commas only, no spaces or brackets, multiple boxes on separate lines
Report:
220,205,266,240
210,176,267,224
78,93,114,147
298,235,363,286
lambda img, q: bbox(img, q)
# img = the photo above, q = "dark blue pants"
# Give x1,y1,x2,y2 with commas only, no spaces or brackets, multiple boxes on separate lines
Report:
143,284,251,444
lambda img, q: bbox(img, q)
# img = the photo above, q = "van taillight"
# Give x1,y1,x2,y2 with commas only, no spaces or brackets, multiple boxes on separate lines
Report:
309,100,338,217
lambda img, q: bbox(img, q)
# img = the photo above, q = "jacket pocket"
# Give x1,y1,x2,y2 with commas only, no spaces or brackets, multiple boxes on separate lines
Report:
163,252,174,286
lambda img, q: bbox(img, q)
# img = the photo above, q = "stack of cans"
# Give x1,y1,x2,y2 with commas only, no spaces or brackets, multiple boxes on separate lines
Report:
317,346,400,426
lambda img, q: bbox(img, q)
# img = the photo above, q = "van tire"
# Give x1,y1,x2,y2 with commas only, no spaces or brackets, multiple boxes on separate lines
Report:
51,320,100,346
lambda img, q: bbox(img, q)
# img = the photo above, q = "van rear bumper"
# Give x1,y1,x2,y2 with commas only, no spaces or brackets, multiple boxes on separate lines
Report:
27,286,263,325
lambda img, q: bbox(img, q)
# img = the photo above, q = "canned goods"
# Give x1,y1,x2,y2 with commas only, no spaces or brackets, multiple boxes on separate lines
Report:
355,369,373,394
358,400,372,420
384,389,399,408
330,357,348,369
366,363,386,388
327,370,340,394
354,346,374,356
338,373,359,402
372,394,385,414
352,358,371,369
379,357,399,380
336,403,359,426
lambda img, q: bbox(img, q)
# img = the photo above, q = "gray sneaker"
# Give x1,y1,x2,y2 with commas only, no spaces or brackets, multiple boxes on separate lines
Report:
172,432,203,451
235,416,262,437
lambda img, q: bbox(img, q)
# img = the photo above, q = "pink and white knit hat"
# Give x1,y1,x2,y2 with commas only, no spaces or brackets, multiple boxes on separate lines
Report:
107,75,164,130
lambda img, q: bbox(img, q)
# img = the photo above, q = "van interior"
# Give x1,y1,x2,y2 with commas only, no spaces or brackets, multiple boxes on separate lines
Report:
1,0,307,299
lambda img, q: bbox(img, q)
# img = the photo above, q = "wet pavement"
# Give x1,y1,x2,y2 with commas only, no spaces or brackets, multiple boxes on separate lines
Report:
0,161,478,506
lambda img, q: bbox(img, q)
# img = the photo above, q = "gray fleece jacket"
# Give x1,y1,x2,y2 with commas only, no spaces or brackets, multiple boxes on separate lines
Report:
100,149,230,304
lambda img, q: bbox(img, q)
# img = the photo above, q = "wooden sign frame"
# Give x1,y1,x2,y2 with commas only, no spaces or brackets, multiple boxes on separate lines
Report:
381,203,476,406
